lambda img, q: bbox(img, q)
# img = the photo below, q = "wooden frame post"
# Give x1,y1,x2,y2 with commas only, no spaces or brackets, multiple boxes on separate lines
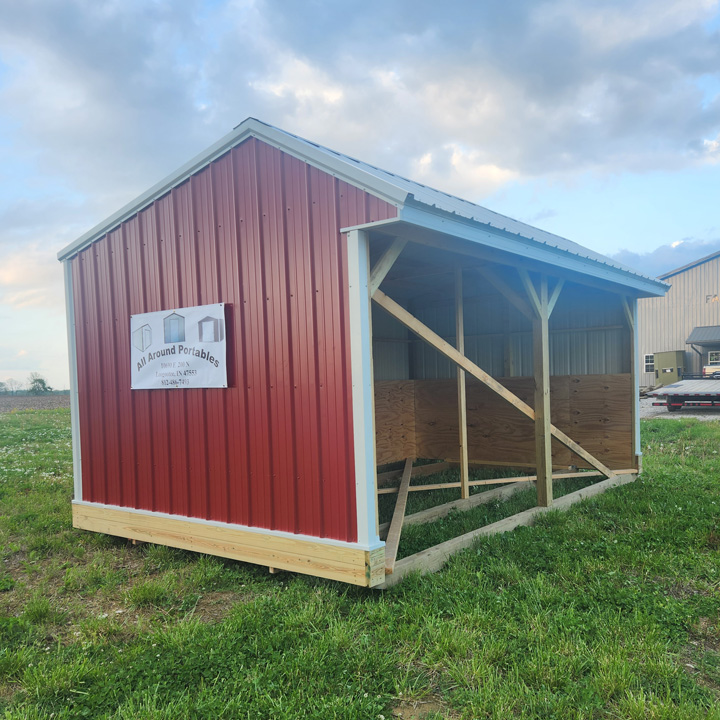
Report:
530,275,552,506
373,289,614,478
520,271,565,507
456,266,470,499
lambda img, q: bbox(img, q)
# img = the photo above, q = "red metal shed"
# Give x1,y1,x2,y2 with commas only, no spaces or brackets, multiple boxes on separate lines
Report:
59,118,667,587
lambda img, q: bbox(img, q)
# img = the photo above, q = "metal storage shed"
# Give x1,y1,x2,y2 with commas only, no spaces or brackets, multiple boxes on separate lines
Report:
58,118,668,587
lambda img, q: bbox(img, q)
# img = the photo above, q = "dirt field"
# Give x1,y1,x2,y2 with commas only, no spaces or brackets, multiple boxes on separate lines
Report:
0,394,70,413
2,392,718,421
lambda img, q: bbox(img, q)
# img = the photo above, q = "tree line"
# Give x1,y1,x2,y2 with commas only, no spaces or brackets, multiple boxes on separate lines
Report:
0,373,59,395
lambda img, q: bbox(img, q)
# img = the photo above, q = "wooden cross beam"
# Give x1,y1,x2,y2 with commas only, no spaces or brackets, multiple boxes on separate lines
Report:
372,290,614,478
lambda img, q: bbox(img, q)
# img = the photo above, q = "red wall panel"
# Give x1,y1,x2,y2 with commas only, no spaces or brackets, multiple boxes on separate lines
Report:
71,138,397,542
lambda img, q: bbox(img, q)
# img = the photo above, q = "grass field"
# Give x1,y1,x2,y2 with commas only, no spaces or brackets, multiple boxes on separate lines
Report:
1,409,719,719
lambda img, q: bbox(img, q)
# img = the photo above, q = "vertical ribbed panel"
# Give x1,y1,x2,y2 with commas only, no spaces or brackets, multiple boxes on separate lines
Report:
71,139,397,542
638,256,720,385
407,282,629,379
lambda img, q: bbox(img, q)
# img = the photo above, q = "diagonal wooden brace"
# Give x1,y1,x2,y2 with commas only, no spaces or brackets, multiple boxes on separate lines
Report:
369,238,408,296
373,290,615,479
385,457,414,574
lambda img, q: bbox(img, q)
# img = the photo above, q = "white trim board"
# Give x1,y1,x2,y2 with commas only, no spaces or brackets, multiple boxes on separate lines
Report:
63,260,83,501
346,229,381,548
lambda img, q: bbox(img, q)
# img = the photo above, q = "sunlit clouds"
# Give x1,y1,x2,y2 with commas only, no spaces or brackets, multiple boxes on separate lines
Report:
1,0,720,387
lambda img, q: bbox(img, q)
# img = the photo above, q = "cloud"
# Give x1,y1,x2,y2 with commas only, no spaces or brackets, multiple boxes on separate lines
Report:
1,0,720,389
610,237,720,278
0,244,65,310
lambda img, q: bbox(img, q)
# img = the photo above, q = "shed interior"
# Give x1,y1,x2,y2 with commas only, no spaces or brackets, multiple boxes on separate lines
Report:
361,226,638,583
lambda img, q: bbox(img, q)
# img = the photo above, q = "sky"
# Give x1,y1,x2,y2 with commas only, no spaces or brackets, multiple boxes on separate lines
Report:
1,0,720,390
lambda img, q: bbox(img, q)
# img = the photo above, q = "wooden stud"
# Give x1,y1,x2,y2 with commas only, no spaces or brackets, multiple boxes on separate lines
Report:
530,274,553,507
456,266,470,499
369,238,408,296
378,472,638,588
373,290,615,478
379,478,533,536
377,470,635,535
384,457,414,574
377,461,453,487
377,468,626,496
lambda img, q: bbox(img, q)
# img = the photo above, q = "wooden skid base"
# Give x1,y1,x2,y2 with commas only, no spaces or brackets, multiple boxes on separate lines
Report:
378,472,637,588
73,503,386,588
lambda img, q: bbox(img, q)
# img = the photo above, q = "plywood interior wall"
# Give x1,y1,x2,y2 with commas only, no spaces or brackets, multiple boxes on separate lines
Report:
374,375,633,470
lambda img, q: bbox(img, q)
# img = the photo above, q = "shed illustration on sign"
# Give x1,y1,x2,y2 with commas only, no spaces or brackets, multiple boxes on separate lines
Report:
132,324,152,352
164,312,185,343
198,316,224,342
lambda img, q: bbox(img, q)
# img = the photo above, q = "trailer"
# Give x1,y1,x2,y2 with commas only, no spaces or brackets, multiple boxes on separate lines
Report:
647,376,720,412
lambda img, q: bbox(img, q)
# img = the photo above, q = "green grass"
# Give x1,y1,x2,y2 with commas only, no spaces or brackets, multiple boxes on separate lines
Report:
1,409,720,718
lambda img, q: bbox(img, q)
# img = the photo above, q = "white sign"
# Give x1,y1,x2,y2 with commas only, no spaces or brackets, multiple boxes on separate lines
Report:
130,303,227,389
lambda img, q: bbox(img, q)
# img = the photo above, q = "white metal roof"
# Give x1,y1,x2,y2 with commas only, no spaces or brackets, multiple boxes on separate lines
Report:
57,117,669,296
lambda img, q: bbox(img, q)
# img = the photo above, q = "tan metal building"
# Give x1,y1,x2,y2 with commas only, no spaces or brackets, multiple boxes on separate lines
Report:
638,251,720,387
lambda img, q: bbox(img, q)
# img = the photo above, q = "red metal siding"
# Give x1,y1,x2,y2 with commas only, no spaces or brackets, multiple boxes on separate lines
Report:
72,138,397,542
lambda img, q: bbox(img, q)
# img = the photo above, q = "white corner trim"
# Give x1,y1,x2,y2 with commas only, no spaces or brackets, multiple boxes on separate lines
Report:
346,229,380,548
63,261,82,501
632,297,642,459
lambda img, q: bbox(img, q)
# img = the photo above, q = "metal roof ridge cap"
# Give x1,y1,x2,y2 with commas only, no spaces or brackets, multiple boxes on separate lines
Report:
59,118,411,261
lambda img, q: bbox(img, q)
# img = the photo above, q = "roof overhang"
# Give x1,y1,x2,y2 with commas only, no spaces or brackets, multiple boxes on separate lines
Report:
686,326,720,345
343,208,669,299
56,117,669,300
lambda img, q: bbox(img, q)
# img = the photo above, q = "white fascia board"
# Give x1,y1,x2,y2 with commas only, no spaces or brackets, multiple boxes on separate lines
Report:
58,118,408,261
395,205,669,298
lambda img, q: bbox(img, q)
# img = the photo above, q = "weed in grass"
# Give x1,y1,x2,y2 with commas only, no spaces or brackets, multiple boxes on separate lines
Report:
0,575,14,592
21,594,65,626
127,579,174,609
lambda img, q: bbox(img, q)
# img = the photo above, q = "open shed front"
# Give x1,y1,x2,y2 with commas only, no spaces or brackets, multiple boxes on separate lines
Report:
346,220,643,587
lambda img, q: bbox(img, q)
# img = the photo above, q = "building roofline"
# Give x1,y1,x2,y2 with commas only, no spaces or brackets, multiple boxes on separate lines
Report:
56,118,668,297
58,118,409,261
659,250,720,280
